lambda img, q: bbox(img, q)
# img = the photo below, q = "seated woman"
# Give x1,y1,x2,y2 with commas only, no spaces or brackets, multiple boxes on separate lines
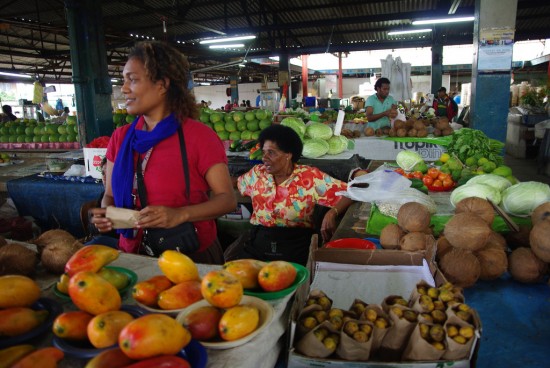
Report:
235,124,353,265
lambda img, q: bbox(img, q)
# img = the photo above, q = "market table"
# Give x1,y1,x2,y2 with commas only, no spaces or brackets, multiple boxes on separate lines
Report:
32,251,294,368
330,203,550,368
6,173,103,238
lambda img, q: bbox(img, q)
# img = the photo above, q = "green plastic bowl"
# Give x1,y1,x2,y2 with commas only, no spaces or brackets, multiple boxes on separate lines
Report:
243,262,309,300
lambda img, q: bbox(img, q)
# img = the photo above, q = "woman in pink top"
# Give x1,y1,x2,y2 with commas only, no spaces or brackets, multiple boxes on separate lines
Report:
91,41,236,264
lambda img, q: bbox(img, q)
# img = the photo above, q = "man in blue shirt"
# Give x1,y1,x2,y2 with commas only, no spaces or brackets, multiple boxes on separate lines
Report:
255,90,261,107
365,77,397,129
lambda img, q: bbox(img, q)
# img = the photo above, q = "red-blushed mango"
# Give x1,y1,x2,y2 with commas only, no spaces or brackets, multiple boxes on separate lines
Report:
88,310,135,348
258,261,297,292
10,347,64,368
52,310,94,340
68,271,121,315
157,250,199,284
131,275,173,307
157,280,202,310
180,306,223,341
219,305,260,341
201,270,243,308
65,245,119,277
222,259,266,289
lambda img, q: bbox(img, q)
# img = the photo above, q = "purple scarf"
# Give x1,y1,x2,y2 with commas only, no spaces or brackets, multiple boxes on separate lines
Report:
112,113,181,238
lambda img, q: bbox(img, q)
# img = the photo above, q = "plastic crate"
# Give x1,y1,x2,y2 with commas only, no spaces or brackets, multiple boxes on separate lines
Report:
522,114,548,126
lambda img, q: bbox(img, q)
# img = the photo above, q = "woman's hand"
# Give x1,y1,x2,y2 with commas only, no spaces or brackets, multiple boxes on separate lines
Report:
90,208,114,233
320,209,338,243
136,206,186,229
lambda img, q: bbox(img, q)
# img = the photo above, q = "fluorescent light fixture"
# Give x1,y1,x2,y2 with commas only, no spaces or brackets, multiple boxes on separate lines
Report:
238,64,246,67
269,56,280,61
388,29,432,36
412,16,474,25
110,79,118,82
0,71,32,79
200,35,256,44
209,44,244,49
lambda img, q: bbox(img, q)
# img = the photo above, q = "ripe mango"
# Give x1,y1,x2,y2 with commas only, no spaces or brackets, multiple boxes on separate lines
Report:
65,245,119,277
180,306,222,341
68,271,121,315
157,280,202,310
88,310,135,348
132,275,173,307
201,270,243,309
222,259,266,289
0,275,41,308
0,307,49,337
84,348,135,368
219,305,260,341
0,344,35,368
52,310,94,340
10,347,64,368
258,261,297,292
119,314,191,360
158,250,199,284
56,273,70,294
97,267,129,290
123,356,191,368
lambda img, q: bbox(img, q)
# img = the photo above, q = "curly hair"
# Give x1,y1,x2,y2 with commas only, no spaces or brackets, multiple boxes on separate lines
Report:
127,41,198,120
259,124,303,163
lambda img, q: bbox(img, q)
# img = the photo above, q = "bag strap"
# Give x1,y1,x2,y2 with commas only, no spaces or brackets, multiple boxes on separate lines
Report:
136,125,190,208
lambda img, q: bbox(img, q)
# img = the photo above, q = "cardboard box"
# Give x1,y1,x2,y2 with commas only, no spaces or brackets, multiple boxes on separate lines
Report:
83,148,107,179
287,246,480,367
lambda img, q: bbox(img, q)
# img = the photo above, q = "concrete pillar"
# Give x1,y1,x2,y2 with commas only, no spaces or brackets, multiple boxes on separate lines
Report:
65,0,113,144
279,54,290,108
471,0,518,142
229,75,239,105
302,55,309,98
431,42,443,94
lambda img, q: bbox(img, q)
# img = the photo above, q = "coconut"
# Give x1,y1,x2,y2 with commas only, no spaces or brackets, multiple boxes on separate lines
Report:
407,128,417,137
439,247,480,288
529,220,550,263
388,128,397,137
504,224,532,250
393,120,406,130
397,202,431,233
483,231,507,252
416,128,428,138
380,223,404,249
442,127,454,136
508,247,548,283
475,247,508,280
41,239,83,274
454,197,495,225
436,236,453,261
399,232,429,252
444,213,492,251
0,242,39,276
433,128,442,137
413,120,425,131
531,202,550,226
31,229,76,255
364,127,375,136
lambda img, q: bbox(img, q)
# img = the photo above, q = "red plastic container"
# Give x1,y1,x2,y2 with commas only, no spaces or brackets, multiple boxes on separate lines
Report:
324,238,377,250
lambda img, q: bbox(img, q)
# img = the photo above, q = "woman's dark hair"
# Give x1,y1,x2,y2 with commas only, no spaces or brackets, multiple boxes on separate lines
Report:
374,77,391,90
127,41,198,120
259,124,303,163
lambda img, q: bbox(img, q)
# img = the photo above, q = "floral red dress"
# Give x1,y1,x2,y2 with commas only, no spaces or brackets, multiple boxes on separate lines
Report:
237,164,347,228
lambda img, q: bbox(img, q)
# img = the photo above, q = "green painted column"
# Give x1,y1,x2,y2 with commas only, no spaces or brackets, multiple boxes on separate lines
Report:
65,0,113,144
471,0,517,142
229,75,239,105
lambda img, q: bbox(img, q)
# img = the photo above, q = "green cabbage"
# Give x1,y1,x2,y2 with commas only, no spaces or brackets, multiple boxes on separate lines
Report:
326,135,348,155
501,181,550,216
302,138,329,158
450,183,502,207
281,117,306,139
305,122,333,140
466,174,512,193
396,150,424,171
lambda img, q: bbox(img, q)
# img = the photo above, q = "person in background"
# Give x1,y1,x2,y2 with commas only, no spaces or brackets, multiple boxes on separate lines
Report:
365,77,397,129
433,87,458,121
234,124,353,265
224,100,232,111
255,89,261,107
240,100,246,107
1,105,17,122
245,100,251,108
60,106,70,119
453,92,461,106
90,40,236,264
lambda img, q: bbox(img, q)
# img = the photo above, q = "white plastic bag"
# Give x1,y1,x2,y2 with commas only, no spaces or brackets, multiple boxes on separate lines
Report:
63,164,86,177
338,169,412,202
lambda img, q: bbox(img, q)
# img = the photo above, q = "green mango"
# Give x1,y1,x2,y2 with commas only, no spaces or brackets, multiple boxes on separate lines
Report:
97,267,129,290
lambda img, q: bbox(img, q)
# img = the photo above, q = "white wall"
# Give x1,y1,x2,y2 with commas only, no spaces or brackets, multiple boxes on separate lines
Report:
193,82,279,110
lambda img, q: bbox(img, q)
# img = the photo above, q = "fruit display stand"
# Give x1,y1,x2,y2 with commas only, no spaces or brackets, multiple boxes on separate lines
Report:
30,251,295,368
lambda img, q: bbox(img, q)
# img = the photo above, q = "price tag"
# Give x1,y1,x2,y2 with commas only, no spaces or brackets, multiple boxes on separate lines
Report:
333,110,345,136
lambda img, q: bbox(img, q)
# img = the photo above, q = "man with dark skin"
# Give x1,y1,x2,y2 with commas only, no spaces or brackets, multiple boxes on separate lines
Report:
365,77,398,129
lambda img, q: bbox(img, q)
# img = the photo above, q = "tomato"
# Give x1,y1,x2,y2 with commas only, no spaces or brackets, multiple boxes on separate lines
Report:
427,168,440,179
422,176,434,186
438,173,449,181
395,168,405,176
413,171,423,179
432,179,443,188
442,177,454,188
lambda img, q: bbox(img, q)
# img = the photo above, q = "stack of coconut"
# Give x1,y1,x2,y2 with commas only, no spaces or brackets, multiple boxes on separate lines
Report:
364,117,453,138
379,202,434,252
0,229,83,277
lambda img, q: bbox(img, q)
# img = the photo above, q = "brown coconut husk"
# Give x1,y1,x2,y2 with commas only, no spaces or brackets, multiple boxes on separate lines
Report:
31,229,76,255
529,220,550,263
474,247,508,281
504,224,532,250
397,202,431,233
0,242,39,276
443,213,492,251
531,202,550,226
508,247,548,283
41,239,84,274
436,236,453,261
399,232,429,252
439,248,481,288
454,197,495,225
380,224,404,249
483,232,507,252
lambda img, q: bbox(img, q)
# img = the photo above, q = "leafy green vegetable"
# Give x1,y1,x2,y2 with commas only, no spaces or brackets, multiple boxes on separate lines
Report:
450,183,502,207
302,138,330,158
446,128,504,165
501,181,550,216
326,135,348,155
396,150,424,171
305,122,333,140
281,117,306,139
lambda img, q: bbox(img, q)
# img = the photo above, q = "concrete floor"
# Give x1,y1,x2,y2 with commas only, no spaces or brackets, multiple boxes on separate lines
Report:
503,154,550,184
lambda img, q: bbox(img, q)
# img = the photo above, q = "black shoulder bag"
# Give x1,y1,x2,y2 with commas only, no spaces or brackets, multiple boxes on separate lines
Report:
138,128,200,257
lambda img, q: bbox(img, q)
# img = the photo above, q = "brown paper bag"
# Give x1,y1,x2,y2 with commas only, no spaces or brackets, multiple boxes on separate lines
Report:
401,322,446,361
306,289,333,310
295,304,325,341
408,280,436,309
359,304,392,353
378,305,417,360
442,311,478,360
105,206,139,229
336,320,374,361
381,295,410,314
295,320,340,359
347,298,369,318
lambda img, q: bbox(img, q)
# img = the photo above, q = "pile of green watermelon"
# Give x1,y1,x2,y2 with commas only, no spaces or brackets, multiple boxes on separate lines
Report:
112,109,137,128
199,109,273,141
0,118,79,143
